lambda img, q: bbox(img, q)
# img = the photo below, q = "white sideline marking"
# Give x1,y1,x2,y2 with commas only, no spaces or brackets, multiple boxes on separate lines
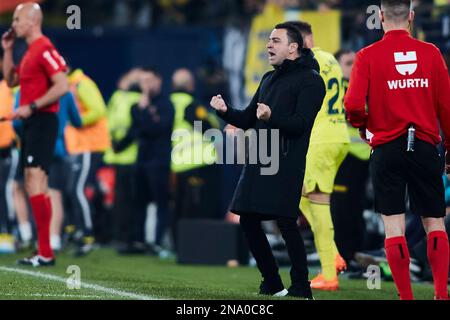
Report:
0,266,160,300
3,293,107,299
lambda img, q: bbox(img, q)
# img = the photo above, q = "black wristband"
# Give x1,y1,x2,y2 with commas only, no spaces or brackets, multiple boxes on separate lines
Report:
30,102,38,113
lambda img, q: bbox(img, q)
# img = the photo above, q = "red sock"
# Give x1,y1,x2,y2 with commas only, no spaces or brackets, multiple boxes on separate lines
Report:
29,194,53,259
385,236,413,300
427,231,449,299
45,195,52,217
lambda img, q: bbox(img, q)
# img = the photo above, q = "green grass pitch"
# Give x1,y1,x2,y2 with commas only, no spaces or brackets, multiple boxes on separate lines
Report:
0,248,437,300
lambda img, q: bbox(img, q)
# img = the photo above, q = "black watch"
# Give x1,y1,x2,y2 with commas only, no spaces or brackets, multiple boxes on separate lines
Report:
30,102,38,113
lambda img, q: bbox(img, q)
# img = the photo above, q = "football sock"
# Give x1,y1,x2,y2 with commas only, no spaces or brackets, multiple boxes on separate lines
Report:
427,231,449,299
385,236,413,300
29,194,53,259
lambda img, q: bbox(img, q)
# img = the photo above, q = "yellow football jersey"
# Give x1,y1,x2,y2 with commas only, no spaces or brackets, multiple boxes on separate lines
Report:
309,47,350,145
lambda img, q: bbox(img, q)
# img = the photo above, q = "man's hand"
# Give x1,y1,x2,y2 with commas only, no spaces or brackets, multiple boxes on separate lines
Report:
1,29,15,51
138,95,150,110
224,124,239,136
359,128,370,144
148,106,160,122
256,103,271,121
210,95,227,113
13,106,33,120
445,151,450,179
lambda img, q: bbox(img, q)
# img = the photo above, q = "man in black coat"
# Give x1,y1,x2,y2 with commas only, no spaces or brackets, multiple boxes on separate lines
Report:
210,23,325,298
114,67,174,254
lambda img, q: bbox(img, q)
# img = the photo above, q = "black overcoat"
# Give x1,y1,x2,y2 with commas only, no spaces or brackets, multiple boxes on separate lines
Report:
219,49,325,219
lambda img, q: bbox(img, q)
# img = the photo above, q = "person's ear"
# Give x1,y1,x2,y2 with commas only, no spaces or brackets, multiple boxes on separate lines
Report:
379,10,385,24
409,10,415,24
290,42,298,54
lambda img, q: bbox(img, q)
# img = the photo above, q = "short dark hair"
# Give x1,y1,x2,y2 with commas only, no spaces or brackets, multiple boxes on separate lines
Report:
274,22,304,54
141,66,161,78
334,49,354,62
285,21,312,38
381,0,412,23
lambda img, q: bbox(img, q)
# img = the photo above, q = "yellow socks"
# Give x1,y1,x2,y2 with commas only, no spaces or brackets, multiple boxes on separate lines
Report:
300,196,314,232
300,196,338,281
310,201,336,280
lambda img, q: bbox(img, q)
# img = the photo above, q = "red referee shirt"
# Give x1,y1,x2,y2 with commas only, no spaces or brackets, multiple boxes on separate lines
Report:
344,30,450,152
16,36,66,113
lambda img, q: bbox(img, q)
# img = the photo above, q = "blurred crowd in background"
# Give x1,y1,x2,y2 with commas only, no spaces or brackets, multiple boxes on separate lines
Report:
4,0,446,51
0,0,449,283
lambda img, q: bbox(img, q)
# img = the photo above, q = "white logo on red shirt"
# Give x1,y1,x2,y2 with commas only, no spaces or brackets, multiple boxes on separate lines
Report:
388,51,429,90
43,51,60,71
394,51,417,76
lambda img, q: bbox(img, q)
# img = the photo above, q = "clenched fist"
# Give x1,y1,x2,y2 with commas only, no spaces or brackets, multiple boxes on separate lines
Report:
257,103,271,121
210,94,228,113
13,105,33,120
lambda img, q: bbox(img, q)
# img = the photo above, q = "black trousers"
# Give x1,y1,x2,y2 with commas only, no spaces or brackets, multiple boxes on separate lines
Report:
133,162,170,246
65,153,95,237
239,215,309,289
112,164,135,244
331,154,369,262
0,148,18,234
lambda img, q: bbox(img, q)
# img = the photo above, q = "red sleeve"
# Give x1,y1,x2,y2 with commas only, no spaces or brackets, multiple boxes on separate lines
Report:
434,50,450,152
344,49,369,128
39,45,67,77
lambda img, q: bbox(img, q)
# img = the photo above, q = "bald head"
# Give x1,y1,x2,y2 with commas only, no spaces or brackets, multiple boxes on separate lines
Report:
17,2,43,23
172,69,195,92
12,2,43,40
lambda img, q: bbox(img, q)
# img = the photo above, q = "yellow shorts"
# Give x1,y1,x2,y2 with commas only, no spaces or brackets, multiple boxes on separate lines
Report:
303,143,349,194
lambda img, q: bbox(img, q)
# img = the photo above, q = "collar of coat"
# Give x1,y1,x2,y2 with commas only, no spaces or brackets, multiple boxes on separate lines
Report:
274,48,320,74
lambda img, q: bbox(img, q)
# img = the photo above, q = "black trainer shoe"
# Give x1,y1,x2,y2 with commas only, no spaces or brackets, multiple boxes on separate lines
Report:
146,243,163,257
117,242,147,255
354,249,387,268
17,255,55,267
259,280,288,297
74,236,96,257
287,283,314,300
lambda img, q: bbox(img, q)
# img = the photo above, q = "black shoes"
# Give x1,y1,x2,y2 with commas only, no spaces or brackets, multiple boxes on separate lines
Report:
259,277,314,299
117,243,146,255
74,236,96,257
117,242,165,257
259,280,288,297
287,283,314,300
17,255,55,267
259,278,287,297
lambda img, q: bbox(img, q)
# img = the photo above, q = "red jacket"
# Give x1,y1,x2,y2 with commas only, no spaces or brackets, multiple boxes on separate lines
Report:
344,30,450,151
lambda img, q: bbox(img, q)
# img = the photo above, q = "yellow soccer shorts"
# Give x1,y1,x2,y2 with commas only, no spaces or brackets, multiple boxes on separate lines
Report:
303,143,349,194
